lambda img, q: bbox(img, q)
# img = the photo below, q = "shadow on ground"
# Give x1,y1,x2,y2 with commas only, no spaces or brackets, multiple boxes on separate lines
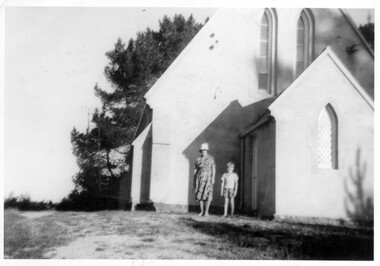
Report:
180,217,373,260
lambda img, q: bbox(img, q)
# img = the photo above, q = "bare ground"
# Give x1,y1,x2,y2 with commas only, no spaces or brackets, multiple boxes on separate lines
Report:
4,209,373,260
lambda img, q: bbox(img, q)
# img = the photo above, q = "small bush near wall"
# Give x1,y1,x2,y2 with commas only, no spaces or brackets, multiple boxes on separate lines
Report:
55,190,122,211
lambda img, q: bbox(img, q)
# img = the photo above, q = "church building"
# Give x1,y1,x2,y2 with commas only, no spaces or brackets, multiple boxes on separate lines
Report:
130,8,374,220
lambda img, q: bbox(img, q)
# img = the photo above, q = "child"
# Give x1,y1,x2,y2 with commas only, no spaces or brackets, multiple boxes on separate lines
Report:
220,162,239,218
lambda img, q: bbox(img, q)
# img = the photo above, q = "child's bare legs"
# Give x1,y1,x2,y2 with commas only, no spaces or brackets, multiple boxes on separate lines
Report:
198,201,204,216
223,197,229,217
204,199,211,216
230,197,235,217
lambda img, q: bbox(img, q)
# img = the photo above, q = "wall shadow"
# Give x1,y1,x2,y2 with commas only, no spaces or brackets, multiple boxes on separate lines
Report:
179,217,373,260
344,148,373,224
140,126,153,204
117,147,133,210
117,171,132,210
183,98,275,213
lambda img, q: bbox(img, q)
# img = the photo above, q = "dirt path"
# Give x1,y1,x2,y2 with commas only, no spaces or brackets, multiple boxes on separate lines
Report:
19,211,54,219
43,212,211,259
45,235,139,259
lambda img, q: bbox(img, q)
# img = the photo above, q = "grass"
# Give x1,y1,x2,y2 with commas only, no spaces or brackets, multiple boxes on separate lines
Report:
3,209,373,259
4,210,68,258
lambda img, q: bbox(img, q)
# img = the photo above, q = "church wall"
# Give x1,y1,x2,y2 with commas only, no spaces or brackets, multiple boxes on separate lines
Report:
270,53,373,220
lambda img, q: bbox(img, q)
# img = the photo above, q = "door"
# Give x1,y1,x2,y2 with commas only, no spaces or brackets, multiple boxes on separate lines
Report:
251,134,258,211
243,134,258,212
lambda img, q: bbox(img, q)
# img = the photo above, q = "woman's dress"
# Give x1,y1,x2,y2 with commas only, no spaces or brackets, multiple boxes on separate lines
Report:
194,155,215,201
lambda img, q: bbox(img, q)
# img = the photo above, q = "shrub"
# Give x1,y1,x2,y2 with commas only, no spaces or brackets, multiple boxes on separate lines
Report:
55,189,120,211
4,194,56,211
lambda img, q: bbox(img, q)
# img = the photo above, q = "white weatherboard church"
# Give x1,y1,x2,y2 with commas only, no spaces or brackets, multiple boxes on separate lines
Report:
129,8,374,220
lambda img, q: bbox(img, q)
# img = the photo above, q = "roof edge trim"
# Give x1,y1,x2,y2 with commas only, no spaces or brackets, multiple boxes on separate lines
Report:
268,47,374,112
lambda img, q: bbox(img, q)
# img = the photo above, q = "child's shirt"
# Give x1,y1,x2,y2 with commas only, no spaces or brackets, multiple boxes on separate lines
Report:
221,172,239,189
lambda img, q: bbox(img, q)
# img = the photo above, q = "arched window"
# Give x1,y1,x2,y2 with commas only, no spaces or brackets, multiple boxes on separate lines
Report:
318,104,338,169
295,9,313,78
258,8,276,95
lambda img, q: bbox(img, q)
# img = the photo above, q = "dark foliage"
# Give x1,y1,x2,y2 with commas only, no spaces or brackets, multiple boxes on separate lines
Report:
359,22,374,50
4,194,55,211
55,189,120,211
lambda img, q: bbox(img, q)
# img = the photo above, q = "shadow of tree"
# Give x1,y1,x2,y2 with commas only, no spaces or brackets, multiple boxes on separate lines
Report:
180,217,373,260
118,154,133,210
344,148,373,224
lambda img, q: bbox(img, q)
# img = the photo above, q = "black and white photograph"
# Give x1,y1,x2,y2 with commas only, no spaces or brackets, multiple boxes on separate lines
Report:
1,0,377,262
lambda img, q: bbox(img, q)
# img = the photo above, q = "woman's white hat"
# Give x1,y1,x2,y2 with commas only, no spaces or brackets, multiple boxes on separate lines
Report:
200,143,209,151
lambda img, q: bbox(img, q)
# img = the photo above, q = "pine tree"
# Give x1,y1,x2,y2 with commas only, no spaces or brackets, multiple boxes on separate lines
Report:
61,14,207,210
359,23,374,51
358,13,374,51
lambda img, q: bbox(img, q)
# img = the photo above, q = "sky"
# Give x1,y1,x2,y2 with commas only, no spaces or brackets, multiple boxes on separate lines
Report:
2,2,376,202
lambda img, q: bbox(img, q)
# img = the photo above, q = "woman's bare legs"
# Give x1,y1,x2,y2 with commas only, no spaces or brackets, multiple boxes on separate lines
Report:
198,201,204,216
204,199,211,216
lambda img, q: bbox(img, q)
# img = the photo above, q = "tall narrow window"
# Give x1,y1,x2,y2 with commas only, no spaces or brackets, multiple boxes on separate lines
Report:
258,9,276,95
296,16,305,77
318,104,338,169
295,9,313,78
259,13,269,91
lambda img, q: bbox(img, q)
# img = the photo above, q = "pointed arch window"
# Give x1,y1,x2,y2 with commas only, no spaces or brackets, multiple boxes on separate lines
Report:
258,8,277,95
318,104,338,169
295,9,313,78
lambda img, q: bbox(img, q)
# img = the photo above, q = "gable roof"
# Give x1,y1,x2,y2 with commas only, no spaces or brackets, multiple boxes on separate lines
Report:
242,46,374,136
268,46,374,112
144,9,221,102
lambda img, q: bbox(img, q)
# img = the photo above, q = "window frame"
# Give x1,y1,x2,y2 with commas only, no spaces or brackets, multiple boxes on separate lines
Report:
317,104,339,170
309,99,345,175
295,9,314,79
258,8,277,95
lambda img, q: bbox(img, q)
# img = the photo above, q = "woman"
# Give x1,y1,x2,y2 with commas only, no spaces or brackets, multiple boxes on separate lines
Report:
193,143,216,217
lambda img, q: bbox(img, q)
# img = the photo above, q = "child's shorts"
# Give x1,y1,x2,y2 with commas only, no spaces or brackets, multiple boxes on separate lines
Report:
223,188,235,198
